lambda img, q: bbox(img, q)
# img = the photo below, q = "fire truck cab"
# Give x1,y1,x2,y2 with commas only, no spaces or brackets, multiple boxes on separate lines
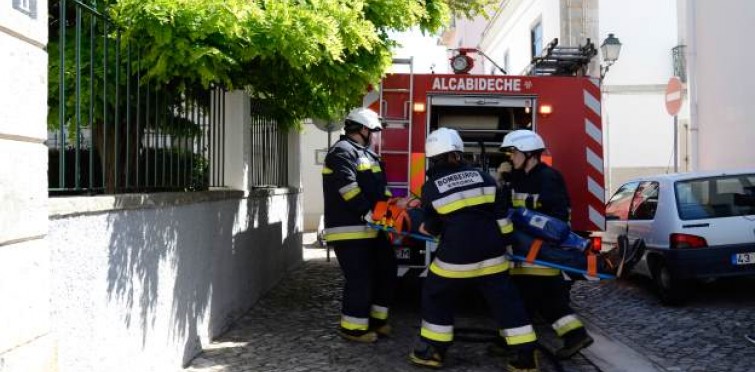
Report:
364,58,606,276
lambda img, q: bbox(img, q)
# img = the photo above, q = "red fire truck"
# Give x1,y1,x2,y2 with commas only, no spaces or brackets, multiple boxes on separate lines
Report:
364,58,606,276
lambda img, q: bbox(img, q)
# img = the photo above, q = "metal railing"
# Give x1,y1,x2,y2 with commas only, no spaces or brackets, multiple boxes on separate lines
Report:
48,0,225,194
250,99,288,188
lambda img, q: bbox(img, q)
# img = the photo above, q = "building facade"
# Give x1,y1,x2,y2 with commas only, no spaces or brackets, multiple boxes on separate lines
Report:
447,0,679,195
677,0,755,171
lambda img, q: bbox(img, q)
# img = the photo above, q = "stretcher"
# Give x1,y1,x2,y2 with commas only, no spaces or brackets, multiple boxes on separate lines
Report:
368,199,616,280
366,223,614,280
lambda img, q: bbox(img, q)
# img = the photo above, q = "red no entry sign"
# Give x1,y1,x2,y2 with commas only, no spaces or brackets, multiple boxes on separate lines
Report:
665,77,683,116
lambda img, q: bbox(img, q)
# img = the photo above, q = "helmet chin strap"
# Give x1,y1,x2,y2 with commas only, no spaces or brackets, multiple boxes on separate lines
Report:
523,152,540,172
358,129,371,146
512,150,538,171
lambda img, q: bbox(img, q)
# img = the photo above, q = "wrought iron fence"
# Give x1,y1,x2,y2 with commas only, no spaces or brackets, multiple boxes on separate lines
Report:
250,99,288,188
48,0,225,195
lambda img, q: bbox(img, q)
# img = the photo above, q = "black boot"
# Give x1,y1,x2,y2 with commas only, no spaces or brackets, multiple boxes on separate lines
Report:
488,336,516,357
369,319,392,338
337,327,378,343
409,340,445,369
556,328,594,359
600,236,644,278
505,349,539,372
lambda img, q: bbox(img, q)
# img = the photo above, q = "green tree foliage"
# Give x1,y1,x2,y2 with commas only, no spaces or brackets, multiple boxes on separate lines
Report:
106,0,495,126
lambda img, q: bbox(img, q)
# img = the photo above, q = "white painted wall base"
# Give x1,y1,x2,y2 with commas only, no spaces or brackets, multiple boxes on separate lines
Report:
49,190,302,372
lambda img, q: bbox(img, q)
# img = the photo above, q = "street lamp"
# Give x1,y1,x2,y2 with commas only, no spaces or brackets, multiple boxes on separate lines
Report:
599,33,622,198
600,33,622,79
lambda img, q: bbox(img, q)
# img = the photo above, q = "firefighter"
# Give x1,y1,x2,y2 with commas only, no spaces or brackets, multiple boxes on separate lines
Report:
409,127,539,372
322,107,396,343
498,129,594,359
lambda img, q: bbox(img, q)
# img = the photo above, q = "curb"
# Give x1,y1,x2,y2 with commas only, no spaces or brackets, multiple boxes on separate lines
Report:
579,318,666,372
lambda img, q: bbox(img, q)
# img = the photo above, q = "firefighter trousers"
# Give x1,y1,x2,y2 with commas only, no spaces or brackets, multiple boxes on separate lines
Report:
332,234,397,333
419,270,536,354
512,275,586,339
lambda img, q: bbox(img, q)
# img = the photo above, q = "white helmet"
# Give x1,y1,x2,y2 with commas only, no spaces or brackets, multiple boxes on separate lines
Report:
426,128,464,158
345,107,382,131
500,129,545,152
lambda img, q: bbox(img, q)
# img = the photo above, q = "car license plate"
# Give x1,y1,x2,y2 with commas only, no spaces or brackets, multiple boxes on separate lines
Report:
733,252,755,265
395,247,411,260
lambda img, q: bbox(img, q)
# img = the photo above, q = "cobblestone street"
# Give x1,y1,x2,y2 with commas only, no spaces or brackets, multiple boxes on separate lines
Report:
185,237,755,372
571,275,755,371
185,240,598,372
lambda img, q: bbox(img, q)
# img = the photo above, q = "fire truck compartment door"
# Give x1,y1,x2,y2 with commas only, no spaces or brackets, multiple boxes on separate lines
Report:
430,95,533,108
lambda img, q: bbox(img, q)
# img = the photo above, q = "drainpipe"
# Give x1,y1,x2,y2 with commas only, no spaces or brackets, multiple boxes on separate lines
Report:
686,0,699,170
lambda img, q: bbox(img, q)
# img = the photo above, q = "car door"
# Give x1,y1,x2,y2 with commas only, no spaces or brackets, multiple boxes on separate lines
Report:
626,181,661,276
603,181,640,251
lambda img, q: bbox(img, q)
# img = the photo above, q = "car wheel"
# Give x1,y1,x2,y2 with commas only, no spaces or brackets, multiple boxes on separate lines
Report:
652,261,689,306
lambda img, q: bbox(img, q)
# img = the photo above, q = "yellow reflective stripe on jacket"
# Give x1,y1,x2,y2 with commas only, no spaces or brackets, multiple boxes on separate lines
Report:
324,226,379,242
420,320,453,342
356,157,372,171
341,315,369,331
498,218,513,234
511,192,542,209
322,167,334,175
429,255,509,279
384,188,393,197
552,314,584,337
371,165,382,173
432,186,497,215
339,182,362,201
510,262,561,276
500,325,537,345
511,192,528,207
370,305,389,320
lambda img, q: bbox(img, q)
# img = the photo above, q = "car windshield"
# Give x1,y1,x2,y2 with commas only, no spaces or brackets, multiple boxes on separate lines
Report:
675,174,755,220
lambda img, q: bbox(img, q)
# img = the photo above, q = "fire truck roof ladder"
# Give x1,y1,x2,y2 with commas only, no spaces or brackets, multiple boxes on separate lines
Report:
526,38,597,76
379,57,414,196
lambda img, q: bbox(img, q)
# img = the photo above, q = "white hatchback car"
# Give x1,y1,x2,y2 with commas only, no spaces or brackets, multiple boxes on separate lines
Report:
603,169,755,304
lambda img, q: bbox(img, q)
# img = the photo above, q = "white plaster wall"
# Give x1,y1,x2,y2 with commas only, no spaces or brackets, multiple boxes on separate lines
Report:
681,0,755,170
390,30,450,74
0,0,55,370
480,0,561,75
299,122,328,231
603,92,675,169
599,0,677,86
602,92,676,194
49,191,302,372
599,0,678,192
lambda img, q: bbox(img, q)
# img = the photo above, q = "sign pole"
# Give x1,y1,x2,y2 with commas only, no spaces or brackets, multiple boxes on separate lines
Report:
665,77,683,173
673,115,678,172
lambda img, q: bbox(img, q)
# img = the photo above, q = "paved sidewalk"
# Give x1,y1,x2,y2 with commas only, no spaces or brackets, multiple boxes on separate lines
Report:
185,241,601,372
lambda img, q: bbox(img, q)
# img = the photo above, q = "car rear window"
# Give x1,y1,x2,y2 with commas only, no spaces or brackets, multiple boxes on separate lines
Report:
675,174,755,220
